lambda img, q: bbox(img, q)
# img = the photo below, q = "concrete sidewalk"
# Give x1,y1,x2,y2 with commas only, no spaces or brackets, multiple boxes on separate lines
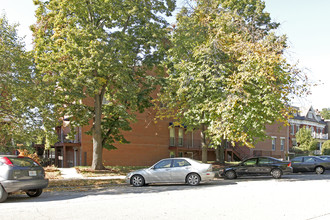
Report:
58,168,125,180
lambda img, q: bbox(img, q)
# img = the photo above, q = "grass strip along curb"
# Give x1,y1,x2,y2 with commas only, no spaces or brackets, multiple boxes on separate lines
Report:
45,179,126,192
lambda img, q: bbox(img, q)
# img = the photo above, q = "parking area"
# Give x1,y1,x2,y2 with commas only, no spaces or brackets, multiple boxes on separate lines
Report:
1,172,330,220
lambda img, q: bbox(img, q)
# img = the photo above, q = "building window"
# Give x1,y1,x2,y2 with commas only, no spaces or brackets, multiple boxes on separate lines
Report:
272,137,276,151
170,127,175,146
308,112,313,119
290,124,295,135
178,128,183,146
280,138,285,151
296,125,299,133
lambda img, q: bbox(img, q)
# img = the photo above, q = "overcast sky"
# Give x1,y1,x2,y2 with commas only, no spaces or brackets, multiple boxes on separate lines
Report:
1,0,329,110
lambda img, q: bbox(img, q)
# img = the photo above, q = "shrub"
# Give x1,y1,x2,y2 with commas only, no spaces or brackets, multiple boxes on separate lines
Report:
322,140,330,155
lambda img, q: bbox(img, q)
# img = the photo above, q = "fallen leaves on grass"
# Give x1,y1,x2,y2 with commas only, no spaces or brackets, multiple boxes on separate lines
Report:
45,179,126,192
45,165,62,179
75,166,147,177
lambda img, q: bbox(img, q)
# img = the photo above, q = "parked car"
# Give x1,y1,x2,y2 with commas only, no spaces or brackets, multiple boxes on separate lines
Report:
126,158,215,187
219,156,292,179
0,155,49,202
291,156,330,174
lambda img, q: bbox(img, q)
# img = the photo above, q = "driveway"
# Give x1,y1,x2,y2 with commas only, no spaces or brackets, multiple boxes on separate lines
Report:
1,172,330,220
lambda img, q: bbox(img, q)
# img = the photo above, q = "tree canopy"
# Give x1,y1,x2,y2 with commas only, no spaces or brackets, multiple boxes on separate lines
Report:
0,15,44,153
295,127,317,153
320,108,330,120
157,0,309,162
32,0,175,169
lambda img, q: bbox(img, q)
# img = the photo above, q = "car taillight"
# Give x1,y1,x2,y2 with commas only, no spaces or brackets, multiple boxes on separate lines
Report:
288,162,291,167
1,157,14,166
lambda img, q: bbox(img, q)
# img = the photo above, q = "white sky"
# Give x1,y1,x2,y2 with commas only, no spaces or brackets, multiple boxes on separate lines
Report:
1,0,329,110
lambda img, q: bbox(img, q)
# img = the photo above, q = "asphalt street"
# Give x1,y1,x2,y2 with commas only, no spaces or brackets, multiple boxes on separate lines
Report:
1,172,330,220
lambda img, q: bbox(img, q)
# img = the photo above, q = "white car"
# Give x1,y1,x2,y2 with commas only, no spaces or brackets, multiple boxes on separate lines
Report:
126,158,215,187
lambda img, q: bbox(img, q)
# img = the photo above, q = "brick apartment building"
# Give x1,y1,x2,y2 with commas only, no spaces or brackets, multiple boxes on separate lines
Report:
50,105,329,167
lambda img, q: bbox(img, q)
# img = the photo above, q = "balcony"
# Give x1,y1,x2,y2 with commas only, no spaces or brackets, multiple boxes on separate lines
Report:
312,132,328,140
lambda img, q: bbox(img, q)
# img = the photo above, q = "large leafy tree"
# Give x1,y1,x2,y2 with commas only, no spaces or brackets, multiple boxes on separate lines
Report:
157,0,308,163
0,15,43,153
32,0,175,169
295,127,318,153
320,108,330,120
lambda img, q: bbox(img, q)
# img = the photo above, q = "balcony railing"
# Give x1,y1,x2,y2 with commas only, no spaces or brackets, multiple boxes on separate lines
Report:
312,132,328,140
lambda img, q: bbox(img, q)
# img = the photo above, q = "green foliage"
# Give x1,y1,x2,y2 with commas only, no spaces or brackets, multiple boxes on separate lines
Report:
295,127,318,152
32,0,175,169
0,14,51,153
320,108,330,120
321,140,330,155
157,0,309,159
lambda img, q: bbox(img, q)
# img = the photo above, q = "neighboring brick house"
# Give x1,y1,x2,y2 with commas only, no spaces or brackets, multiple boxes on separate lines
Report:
51,105,329,167
52,108,216,167
246,106,329,160
288,106,328,155
252,122,290,159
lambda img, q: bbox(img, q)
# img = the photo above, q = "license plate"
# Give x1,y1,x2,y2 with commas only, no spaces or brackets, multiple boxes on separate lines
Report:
29,171,37,176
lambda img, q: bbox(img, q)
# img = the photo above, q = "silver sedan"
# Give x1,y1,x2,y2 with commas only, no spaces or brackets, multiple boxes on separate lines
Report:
126,158,215,187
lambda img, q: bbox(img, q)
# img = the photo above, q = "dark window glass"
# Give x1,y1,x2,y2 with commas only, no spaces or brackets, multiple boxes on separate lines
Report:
292,157,303,163
259,158,273,165
304,157,315,163
154,159,172,169
243,158,257,166
9,157,39,167
173,159,191,167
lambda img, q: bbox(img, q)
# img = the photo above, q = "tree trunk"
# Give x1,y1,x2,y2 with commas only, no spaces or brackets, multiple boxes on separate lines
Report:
91,94,105,170
215,139,225,164
219,139,226,164
201,124,208,163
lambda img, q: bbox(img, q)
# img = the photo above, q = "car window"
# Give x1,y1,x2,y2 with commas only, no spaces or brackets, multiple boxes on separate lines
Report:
304,157,315,163
291,157,303,163
258,158,273,165
154,159,172,169
173,159,191,167
9,157,39,167
243,158,257,166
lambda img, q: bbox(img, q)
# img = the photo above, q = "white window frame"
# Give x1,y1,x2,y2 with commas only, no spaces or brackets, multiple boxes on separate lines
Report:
280,137,285,151
178,128,183,146
271,136,276,151
290,124,295,135
169,127,175,146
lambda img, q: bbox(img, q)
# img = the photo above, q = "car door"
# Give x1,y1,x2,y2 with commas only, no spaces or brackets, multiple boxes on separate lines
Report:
236,158,258,176
291,157,304,172
257,157,273,174
303,157,317,171
170,159,192,183
148,159,173,183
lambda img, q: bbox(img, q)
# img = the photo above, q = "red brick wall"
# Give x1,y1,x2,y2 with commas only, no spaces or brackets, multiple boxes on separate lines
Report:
253,122,289,159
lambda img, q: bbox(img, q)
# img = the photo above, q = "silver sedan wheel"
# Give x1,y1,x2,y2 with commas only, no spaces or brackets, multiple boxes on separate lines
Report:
315,166,324,175
131,175,145,187
187,173,200,186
